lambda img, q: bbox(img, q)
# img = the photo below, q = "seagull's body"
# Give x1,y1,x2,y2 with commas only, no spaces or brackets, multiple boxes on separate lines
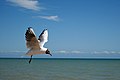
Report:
25,27,52,63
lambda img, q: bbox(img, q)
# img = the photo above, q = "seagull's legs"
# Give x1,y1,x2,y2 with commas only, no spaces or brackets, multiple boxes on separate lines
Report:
29,55,33,64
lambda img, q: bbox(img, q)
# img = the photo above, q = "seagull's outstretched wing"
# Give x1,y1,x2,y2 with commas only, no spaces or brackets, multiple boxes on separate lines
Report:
25,27,40,50
38,29,48,47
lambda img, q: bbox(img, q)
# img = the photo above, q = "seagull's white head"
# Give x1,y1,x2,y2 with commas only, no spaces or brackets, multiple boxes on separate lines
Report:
46,49,52,56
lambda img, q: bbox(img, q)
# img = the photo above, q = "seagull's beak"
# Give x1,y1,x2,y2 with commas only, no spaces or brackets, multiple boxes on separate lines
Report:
49,53,52,56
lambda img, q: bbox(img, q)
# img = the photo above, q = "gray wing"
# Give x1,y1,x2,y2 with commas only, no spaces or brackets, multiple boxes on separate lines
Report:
25,27,40,50
38,29,48,48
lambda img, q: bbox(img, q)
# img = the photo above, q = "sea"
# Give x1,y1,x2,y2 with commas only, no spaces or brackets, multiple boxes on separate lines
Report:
0,58,120,80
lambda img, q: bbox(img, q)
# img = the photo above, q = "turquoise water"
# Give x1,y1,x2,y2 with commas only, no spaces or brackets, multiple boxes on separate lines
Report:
0,58,120,80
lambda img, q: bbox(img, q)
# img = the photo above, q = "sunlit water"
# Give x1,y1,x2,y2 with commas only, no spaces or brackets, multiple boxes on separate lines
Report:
0,58,120,80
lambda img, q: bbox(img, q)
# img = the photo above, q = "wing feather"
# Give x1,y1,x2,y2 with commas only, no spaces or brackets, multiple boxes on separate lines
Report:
38,29,48,47
25,27,40,50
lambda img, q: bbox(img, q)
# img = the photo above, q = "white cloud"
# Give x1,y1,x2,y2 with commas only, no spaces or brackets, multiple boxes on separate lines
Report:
7,0,43,11
53,50,87,54
7,0,60,21
0,50,26,53
56,50,68,54
38,15,60,21
92,51,120,54
71,51,81,54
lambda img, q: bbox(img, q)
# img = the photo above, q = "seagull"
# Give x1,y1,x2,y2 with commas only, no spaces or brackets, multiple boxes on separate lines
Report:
25,27,52,63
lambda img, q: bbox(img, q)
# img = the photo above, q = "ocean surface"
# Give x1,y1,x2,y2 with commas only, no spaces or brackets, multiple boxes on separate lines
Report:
0,58,120,80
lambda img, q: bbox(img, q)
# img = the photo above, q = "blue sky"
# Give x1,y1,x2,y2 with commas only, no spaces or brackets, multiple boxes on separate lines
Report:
0,0,120,58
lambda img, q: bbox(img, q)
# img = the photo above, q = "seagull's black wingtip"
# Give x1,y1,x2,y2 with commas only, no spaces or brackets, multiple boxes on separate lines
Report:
28,27,32,29
44,29,47,30
43,29,48,32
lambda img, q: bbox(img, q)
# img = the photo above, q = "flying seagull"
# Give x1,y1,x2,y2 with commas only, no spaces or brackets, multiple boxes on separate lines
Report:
25,27,52,63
